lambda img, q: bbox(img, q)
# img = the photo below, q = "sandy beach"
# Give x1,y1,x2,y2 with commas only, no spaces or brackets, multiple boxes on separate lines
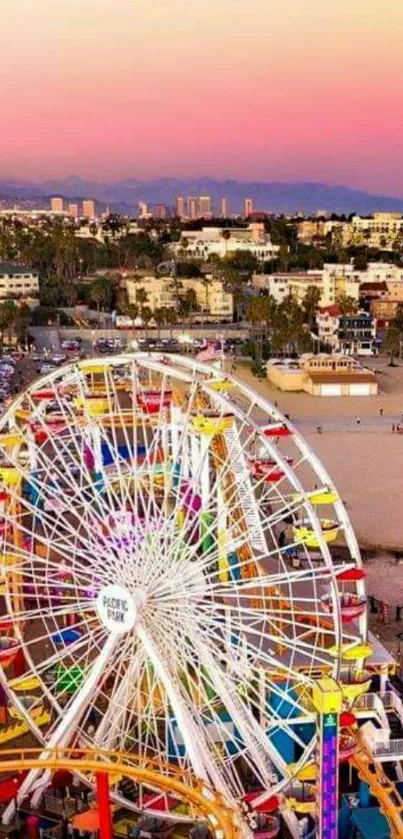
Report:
233,358,403,550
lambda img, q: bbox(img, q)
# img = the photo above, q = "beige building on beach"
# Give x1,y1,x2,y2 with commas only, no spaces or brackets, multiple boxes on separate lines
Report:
267,354,378,397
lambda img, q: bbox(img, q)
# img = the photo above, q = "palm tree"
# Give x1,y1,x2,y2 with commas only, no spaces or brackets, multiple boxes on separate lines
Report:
154,307,167,339
0,300,18,348
136,287,148,311
165,307,177,339
126,303,139,336
335,293,358,315
221,229,231,257
302,285,321,327
385,324,400,366
141,305,152,340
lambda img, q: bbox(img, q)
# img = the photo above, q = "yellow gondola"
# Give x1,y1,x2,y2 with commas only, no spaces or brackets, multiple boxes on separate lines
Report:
0,433,25,448
293,518,339,547
0,467,21,487
308,489,338,506
341,676,372,700
8,676,41,692
78,362,109,374
208,379,235,392
341,643,373,661
191,415,233,435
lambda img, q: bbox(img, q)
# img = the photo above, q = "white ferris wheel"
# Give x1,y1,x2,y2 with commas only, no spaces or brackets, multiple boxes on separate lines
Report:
0,353,367,829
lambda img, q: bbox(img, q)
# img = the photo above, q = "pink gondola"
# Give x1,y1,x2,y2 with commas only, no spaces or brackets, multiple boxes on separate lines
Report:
322,593,367,623
248,456,293,482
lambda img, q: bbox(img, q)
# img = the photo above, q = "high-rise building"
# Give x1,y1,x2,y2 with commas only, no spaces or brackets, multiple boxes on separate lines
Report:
68,203,79,219
50,196,63,213
198,195,212,218
138,201,149,219
175,195,185,218
188,197,198,220
244,197,253,218
221,197,229,218
82,199,96,219
154,203,170,219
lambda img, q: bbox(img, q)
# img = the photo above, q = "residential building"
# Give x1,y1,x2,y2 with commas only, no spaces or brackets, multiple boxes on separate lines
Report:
337,312,377,356
0,264,39,300
187,197,198,220
175,195,186,219
287,273,323,305
68,203,79,219
125,275,233,321
221,197,229,217
370,299,401,322
350,213,403,249
359,281,389,300
267,354,378,396
321,264,361,306
50,197,63,213
175,223,279,261
82,199,96,219
315,305,341,349
385,281,403,301
251,274,290,304
243,198,253,218
297,219,352,246
198,195,212,218
296,219,325,243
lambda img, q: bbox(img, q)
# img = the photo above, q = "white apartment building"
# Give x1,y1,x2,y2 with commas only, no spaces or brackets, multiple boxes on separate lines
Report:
251,274,290,304
175,223,280,262
0,265,39,300
253,262,403,310
287,273,323,305
126,276,233,321
315,305,341,349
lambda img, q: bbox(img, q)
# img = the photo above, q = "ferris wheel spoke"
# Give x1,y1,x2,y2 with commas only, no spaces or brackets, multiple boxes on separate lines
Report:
136,620,236,802
195,639,303,783
4,628,120,818
91,639,145,751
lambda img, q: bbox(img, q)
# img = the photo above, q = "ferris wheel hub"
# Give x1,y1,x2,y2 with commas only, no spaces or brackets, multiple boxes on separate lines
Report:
96,584,140,634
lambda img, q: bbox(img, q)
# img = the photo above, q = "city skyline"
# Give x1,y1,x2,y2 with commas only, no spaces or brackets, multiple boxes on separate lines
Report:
1,0,403,194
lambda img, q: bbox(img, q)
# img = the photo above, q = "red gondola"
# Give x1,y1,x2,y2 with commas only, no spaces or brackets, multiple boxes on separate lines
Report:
262,424,292,438
31,390,57,401
336,567,366,582
340,711,356,727
137,390,173,415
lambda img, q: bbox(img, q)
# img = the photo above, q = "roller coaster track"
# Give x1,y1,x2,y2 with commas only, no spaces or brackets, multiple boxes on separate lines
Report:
351,730,403,838
0,747,243,837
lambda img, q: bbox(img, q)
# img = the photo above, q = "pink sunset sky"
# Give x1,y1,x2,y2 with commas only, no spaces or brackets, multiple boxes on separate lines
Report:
1,0,403,194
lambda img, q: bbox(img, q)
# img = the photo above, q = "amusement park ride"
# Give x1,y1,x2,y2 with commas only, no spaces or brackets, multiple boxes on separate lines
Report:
0,352,400,838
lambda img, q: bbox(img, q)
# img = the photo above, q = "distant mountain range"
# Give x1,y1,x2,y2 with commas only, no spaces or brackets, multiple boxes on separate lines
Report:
1,176,403,215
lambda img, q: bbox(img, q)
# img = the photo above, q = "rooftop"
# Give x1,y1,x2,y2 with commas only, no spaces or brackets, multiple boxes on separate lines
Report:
0,263,37,276
318,305,341,317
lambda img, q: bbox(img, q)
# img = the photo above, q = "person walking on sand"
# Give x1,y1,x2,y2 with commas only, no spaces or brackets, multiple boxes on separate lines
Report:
356,417,361,426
